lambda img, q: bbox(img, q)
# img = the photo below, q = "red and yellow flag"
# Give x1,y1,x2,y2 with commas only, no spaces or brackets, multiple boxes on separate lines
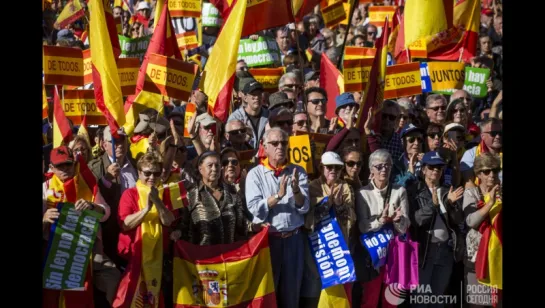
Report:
43,83,49,120
54,0,85,29
203,0,247,122
53,86,73,147
292,0,322,22
319,53,344,120
89,0,126,137
173,227,276,307
77,113,91,146
476,194,502,290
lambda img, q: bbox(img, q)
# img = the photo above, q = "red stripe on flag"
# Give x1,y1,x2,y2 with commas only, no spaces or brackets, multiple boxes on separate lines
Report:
91,65,121,132
212,74,235,122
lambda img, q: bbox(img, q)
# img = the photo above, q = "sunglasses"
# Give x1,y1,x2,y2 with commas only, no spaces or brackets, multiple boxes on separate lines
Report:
238,66,249,71
382,113,398,121
345,160,363,168
373,163,391,171
325,165,343,171
54,162,74,169
452,135,466,142
427,132,442,139
227,129,246,135
428,106,447,112
283,84,301,89
454,108,467,114
131,27,139,32
483,131,502,137
141,170,162,177
295,120,308,127
426,165,444,171
203,124,216,132
367,32,376,36
341,104,359,111
407,136,423,143
480,168,501,176
221,159,239,167
275,120,294,127
309,98,327,105
268,140,288,147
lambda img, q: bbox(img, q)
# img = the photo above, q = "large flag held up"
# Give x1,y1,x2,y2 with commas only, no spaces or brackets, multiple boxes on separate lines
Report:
54,0,85,29
52,86,73,147
173,227,276,307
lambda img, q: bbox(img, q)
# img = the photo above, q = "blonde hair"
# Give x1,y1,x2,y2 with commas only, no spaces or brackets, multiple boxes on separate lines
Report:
137,151,163,171
474,153,501,174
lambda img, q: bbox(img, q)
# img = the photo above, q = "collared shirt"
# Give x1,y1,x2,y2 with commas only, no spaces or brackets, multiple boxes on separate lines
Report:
245,163,310,232
381,132,404,161
101,156,138,193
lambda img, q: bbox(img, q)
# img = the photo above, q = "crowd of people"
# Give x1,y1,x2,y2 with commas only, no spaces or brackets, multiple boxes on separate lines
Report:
42,0,503,307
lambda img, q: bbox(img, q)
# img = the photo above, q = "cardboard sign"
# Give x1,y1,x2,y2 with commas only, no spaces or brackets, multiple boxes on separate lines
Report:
169,0,202,18
62,90,107,125
384,62,422,99
202,2,221,27
238,149,256,172
237,36,281,68
427,62,465,94
176,31,199,51
408,38,427,59
288,135,313,174
183,103,196,137
117,58,140,96
321,1,347,29
118,35,151,62
144,53,196,101
82,49,92,85
340,2,351,26
369,6,397,27
343,58,374,92
344,46,377,60
248,68,284,93
463,67,490,98
43,46,84,86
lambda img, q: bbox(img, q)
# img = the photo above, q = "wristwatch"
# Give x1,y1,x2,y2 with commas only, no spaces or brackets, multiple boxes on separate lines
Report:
274,194,281,201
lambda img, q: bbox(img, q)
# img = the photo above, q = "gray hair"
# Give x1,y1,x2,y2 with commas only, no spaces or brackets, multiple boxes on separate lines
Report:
425,94,447,108
262,127,288,144
279,72,300,89
382,100,401,116
225,119,244,132
396,97,414,114
368,149,393,170
449,89,471,103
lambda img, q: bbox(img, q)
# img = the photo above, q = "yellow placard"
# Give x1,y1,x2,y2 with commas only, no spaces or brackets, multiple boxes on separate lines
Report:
340,2,351,26
427,62,465,93
169,0,202,18
343,58,374,92
385,70,421,91
43,56,84,77
82,50,92,84
321,1,346,29
183,103,196,137
288,135,313,174
368,6,397,27
146,63,194,91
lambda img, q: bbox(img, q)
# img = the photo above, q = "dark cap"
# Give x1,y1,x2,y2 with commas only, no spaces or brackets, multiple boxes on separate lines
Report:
50,146,74,165
243,81,264,94
304,70,319,83
400,123,425,138
421,151,446,166
268,91,294,111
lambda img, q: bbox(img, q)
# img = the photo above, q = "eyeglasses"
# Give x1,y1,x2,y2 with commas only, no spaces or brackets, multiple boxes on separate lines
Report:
54,162,74,169
238,66,249,71
221,159,239,167
479,168,501,176
73,147,88,153
345,160,363,168
483,131,502,137
141,170,161,177
427,132,442,139
382,113,398,121
373,163,391,171
295,120,308,127
309,98,327,105
324,165,343,171
268,140,288,147
131,27,139,32
428,105,447,112
427,165,444,171
283,84,301,89
275,120,293,127
406,136,423,143
227,129,246,135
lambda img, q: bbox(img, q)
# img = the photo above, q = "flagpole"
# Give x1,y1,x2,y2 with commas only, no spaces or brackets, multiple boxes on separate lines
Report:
289,0,308,115
336,0,358,70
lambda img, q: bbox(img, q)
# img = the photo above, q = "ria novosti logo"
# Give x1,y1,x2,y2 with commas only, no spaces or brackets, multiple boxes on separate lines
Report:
384,283,457,305
384,283,409,305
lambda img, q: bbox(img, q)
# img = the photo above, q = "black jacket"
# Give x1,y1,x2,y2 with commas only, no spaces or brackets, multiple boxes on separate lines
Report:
407,180,464,268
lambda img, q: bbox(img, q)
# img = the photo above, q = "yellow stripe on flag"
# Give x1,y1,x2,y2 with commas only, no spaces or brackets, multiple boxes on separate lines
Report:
404,0,449,48
318,285,351,308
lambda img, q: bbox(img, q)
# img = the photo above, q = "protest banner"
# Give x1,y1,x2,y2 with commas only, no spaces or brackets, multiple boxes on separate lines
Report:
321,1,346,29
463,66,490,98
288,135,313,174
360,223,394,269
369,6,397,27
340,2,351,25
384,62,422,99
408,38,427,59
82,49,92,85
420,62,432,93
237,36,281,68
62,90,107,125
43,202,103,290
117,58,140,96
118,35,152,62
176,31,199,52
344,46,377,60
343,58,374,92
427,61,465,94
202,2,221,27
248,68,284,93
308,207,356,289
238,149,256,172
183,103,196,137
169,0,202,18
43,46,84,86
144,53,196,101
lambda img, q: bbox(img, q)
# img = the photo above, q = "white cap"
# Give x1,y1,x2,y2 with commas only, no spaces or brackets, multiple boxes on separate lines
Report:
137,1,151,11
321,151,344,166
443,123,466,135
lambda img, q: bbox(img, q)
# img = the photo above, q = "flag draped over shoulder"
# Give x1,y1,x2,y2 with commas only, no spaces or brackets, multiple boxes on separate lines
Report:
53,86,73,147
173,227,276,307
475,194,503,290
319,53,344,120
54,0,85,29
203,0,247,122
89,0,125,137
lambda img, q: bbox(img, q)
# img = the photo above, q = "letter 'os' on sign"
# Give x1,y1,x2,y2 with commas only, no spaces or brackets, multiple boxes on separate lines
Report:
144,53,197,101
383,62,422,100
43,45,85,86
288,135,313,174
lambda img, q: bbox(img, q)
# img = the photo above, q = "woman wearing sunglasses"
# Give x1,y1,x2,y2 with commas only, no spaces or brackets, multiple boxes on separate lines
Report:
391,124,425,188
300,151,356,306
353,149,409,307
462,153,502,306
341,146,363,190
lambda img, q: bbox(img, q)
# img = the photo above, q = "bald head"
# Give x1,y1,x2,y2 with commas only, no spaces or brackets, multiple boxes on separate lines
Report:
225,119,245,132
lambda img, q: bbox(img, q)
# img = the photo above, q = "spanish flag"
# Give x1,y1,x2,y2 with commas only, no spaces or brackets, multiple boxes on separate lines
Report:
173,227,276,307
475,194,502,290
292,0,322,22
77,114,90,146
203,0,247,122
89,0,125,138
43,83,49,120
319,53,344,120
53,86,73,147
54,0,85,29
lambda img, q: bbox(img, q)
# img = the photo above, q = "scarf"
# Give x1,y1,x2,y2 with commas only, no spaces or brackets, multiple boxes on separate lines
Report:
260,157,288,177
475,193,502,290
43,156,96,308
336,117,346,129
130,135,150,161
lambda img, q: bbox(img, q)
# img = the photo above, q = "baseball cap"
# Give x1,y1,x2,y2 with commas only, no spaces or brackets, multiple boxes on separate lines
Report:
400,123,425,138
50,146,74,166
321,151,344,166
196,113,216,127
268,91,294,111
236,77,256,93
243,81,264,94
421,151,446,166
136,1,151,10
304,70,319,83
443,123,466,136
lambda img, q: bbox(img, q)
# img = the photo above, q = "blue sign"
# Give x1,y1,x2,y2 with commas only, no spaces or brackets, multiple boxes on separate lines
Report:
387,52,394,66
308,208,356,290
420,62,432,93
360,224,394,269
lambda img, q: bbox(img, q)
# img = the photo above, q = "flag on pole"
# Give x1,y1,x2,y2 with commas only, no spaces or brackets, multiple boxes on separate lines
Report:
53,86,73,147
54,0,85,29
319,53,345,120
